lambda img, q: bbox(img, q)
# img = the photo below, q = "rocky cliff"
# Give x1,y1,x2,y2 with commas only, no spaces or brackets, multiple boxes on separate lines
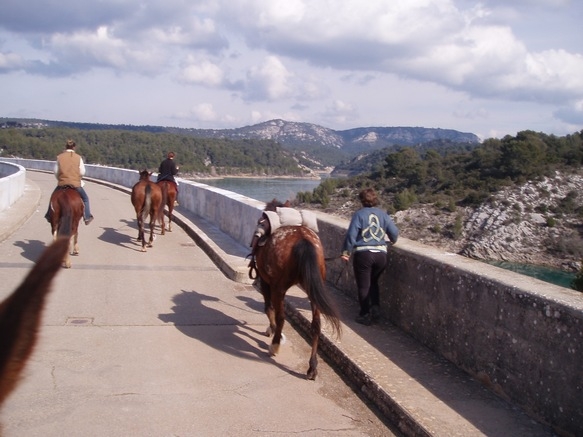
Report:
315,171,583,274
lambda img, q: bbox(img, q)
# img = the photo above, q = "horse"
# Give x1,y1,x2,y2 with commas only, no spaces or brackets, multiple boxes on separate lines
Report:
157,180,177,234
131,169,163,252
0,237,68,407
48,187,84,268
249,199,341,380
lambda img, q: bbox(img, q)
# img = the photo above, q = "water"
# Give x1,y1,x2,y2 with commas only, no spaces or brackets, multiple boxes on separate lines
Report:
194,177,322,203
486,260,576,289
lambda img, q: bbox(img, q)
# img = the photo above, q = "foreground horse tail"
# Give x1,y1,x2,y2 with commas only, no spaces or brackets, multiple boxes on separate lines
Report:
294,239,341,337
0,238,68,405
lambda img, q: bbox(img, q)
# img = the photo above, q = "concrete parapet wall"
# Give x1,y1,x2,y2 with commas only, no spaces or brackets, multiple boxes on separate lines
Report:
318,213,583,436
0,162,27,212
5,158,582,435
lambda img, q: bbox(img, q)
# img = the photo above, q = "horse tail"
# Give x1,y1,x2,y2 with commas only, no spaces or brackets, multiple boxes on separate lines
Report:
142,184,152,223
57,194,74,237
294,239,341,337
159,182,168,223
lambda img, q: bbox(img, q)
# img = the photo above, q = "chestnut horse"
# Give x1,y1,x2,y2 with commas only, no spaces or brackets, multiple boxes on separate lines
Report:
131,170,163,252
249,200,341,380
48,187,84,268
0,237,68,406
157,180,177,234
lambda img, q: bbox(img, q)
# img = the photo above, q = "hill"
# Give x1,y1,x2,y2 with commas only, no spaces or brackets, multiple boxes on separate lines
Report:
0,117,480,169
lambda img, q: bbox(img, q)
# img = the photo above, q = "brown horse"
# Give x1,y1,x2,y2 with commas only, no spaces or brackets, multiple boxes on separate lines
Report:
249,200,341,380
131,169,163,252
0,237,68,407
48,187,84,268
157,180,177,234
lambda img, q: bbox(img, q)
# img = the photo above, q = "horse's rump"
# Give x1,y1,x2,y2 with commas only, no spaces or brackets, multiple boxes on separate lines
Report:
50,188,83,237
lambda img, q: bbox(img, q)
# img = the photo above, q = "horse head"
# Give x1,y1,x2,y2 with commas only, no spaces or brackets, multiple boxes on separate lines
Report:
138,169,151,181
264,198,291,212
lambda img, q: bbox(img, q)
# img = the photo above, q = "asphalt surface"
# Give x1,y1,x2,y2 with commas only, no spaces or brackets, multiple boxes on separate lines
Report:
0,171,556,436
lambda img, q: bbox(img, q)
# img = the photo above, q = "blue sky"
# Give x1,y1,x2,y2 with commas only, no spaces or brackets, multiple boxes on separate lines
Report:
1,0,582,140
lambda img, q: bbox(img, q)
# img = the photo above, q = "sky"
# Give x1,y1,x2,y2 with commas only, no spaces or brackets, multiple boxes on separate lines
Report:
1,0,582,141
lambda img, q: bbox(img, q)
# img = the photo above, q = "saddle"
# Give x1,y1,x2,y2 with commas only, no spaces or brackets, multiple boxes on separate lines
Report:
247,207,318,280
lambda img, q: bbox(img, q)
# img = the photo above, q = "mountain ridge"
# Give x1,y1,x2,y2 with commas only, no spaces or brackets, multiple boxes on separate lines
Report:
1,117,480,163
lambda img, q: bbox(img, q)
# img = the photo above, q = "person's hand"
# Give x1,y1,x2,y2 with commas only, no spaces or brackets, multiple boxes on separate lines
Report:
341,254,350,262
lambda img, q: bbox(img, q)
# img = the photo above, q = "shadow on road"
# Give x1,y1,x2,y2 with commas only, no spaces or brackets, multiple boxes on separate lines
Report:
158,289,306,380
13,239,50,262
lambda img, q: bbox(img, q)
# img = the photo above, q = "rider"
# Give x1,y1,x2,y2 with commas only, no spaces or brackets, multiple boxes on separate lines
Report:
45,139,94,225
156,151,179,204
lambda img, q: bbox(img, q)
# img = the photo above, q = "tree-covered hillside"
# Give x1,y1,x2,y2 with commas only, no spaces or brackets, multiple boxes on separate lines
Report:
0,127,308,177
299,130,583,210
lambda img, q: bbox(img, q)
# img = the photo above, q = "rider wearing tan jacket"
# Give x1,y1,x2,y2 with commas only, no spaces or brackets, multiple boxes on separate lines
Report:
45,140,94,225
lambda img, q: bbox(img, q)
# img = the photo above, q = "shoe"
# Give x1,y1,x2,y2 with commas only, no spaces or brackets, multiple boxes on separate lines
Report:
370,305,381,323
84,216,94,225
355,314,372,326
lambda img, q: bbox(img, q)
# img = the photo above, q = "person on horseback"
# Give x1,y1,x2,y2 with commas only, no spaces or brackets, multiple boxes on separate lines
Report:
45,139,94,225
156,151,179,205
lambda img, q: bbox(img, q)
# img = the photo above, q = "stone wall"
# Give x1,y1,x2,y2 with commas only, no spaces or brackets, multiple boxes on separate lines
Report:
3,158,582,436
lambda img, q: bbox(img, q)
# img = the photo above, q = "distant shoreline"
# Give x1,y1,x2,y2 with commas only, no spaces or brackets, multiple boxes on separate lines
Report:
182,173,326,182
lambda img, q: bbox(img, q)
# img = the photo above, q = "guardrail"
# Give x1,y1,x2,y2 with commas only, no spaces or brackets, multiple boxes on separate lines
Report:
2,157,582,436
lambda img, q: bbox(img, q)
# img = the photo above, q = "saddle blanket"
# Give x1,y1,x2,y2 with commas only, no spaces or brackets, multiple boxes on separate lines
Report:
263,207,319,233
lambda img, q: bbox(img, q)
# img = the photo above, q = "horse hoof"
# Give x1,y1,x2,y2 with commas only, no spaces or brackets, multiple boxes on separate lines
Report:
265,327,273,337
72,251,79,256
307,368,318,380
140,248,147,252
269,343,280,356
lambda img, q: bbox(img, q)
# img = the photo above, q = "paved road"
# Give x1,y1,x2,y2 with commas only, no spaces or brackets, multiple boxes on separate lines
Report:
0,172,395,436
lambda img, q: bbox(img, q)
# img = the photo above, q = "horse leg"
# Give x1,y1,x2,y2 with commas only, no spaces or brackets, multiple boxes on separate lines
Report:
268,292,286,357
62,236,72,268
306,305,322,380
167,204,173,232
147,214,155,248
160,207,166,235
71,232,79,256
260,281,277,337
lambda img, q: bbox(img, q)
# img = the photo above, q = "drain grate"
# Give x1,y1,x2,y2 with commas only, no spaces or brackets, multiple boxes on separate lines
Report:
66,317,94,326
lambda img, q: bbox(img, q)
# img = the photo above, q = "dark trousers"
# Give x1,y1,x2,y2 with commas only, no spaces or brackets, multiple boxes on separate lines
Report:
352,251,388,316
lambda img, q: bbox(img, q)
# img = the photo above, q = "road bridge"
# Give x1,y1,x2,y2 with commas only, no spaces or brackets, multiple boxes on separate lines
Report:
0,169,556,436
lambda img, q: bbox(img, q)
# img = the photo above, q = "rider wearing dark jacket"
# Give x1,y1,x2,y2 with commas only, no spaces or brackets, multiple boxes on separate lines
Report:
157,151,179,184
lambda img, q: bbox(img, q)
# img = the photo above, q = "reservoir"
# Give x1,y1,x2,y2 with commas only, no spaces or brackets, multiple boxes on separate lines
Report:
194,177,322,203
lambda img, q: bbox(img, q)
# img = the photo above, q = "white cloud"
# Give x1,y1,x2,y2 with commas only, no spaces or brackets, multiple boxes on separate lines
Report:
0,0,581,137
178,58,224,87
243,56,294,101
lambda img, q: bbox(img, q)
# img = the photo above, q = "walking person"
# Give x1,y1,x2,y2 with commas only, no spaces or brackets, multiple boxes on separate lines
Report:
45,139,94,225
341,188,398,325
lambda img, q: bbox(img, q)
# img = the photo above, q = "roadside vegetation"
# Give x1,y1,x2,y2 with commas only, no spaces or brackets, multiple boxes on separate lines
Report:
296,130,583,291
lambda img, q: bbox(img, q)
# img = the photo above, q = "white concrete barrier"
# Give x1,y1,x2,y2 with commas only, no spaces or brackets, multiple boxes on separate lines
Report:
0,161,27,212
